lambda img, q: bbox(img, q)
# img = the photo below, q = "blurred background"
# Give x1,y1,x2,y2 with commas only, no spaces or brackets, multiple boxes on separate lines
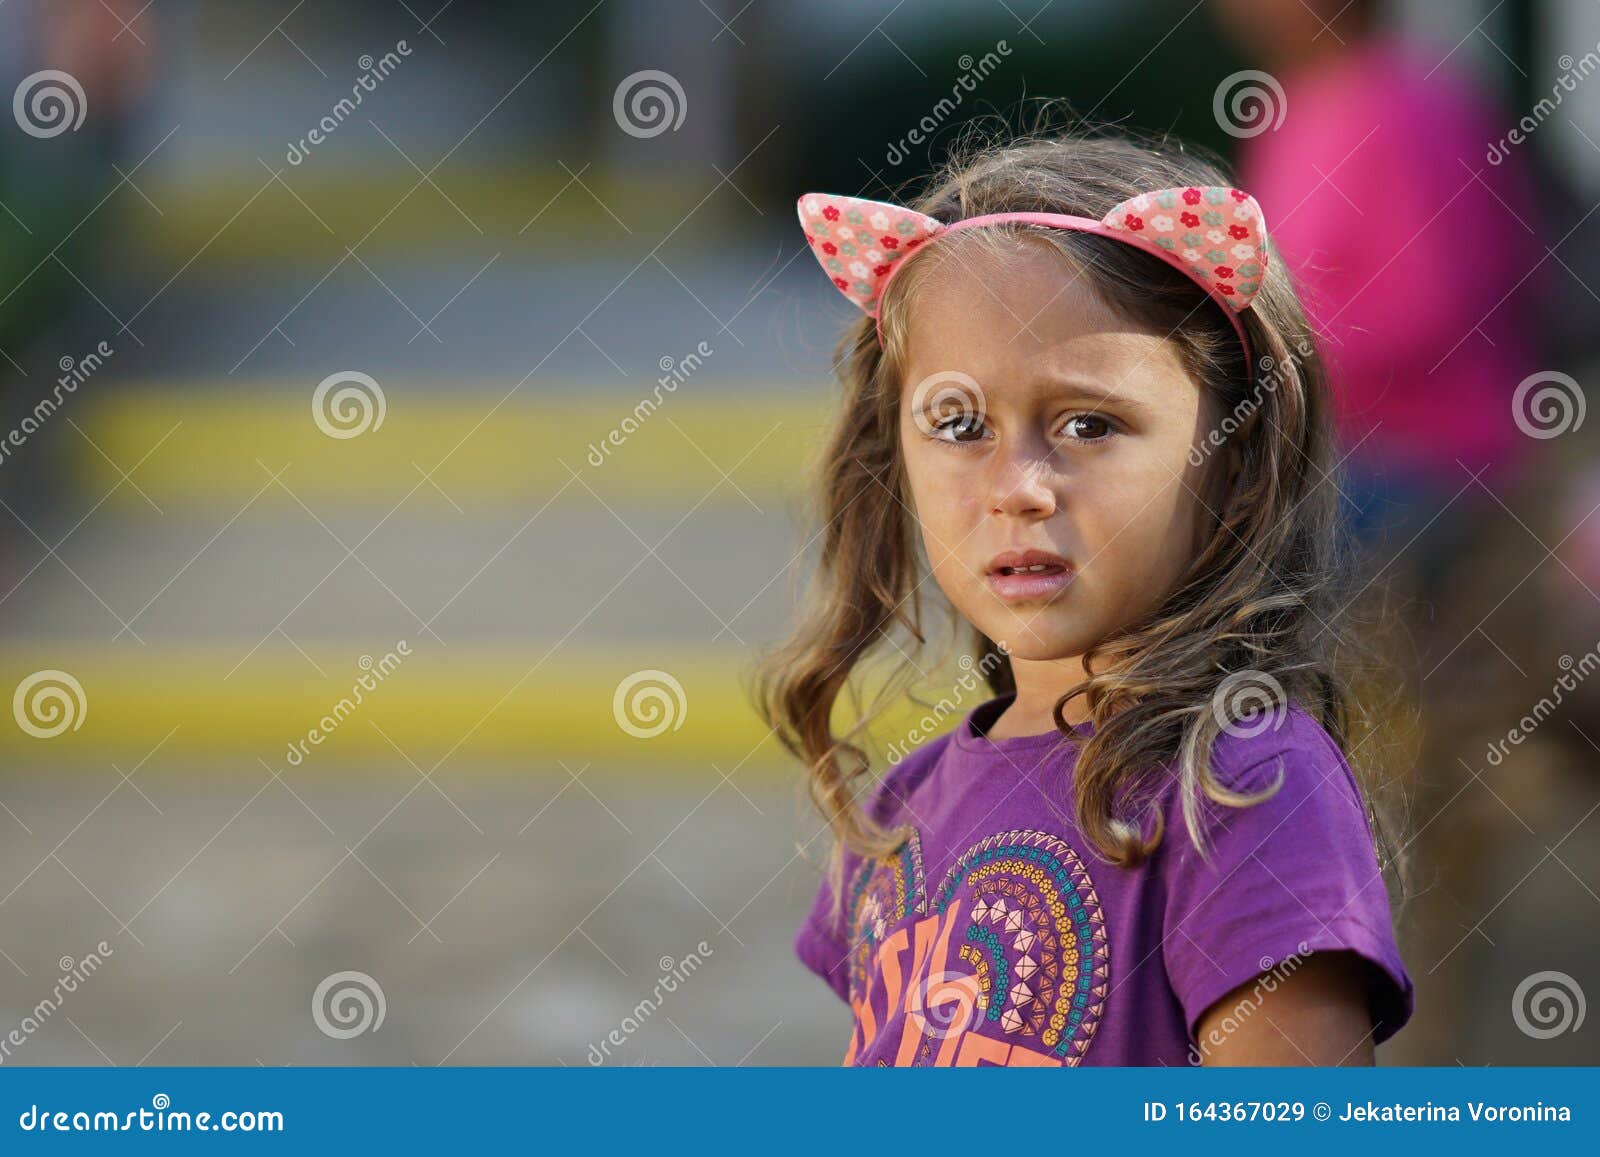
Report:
0,0,1596,1066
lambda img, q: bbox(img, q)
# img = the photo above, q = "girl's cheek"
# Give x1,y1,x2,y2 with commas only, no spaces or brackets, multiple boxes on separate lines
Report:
921,477,979,521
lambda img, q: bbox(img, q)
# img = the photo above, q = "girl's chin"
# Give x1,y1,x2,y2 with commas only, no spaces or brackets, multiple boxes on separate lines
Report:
982,619,1089,662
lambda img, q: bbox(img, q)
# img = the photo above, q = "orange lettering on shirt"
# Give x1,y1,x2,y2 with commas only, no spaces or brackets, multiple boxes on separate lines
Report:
1002,1040,1064,1067
842,991,873,1067
893,910,944,1064
845,897,1069,1068
892,897,975,1065
954,1028,1010,1065
952,1029,1065,1066
841,891,1074,1068
874,926,909,1025
843,926,908,1065
927,907,970,1067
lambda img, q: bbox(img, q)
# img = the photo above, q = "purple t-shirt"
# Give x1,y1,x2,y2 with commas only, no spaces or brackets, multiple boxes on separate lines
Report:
793,692,1413,1066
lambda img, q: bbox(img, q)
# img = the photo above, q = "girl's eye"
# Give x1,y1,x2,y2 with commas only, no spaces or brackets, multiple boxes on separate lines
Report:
1062,412,1116,442
923,411,1119,447
930,412,987,443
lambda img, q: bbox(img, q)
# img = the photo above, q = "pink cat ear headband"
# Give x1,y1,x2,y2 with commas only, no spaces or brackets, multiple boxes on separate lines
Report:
796,186,1270,361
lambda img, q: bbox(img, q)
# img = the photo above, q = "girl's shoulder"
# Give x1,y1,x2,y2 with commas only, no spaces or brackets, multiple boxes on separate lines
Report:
1148,699,1381,868
1203,698,1360,800
1154,699,1414,1047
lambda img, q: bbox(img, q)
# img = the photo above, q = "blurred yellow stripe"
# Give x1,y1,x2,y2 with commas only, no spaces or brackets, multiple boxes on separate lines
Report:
0,647,985,772
130,167,720,263
75,387,831,508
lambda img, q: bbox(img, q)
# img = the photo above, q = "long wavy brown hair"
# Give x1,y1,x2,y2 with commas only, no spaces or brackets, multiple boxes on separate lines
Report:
752,123,1412,928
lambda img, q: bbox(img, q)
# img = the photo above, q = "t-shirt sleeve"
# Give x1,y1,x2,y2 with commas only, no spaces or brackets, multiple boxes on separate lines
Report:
793,856,852,1005
1158,713,1415,1048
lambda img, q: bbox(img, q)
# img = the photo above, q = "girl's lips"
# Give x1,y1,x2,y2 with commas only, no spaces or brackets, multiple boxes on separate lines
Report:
986,564,1075,602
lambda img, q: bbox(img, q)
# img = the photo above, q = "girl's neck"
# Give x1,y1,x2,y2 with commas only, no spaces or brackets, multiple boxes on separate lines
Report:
988,657,1094,739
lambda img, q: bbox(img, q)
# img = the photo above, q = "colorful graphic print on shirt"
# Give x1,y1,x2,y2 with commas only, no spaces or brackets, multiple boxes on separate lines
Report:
841,825,1109,1066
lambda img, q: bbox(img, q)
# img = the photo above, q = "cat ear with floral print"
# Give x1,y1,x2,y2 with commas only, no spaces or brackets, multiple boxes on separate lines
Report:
795,186,1270,350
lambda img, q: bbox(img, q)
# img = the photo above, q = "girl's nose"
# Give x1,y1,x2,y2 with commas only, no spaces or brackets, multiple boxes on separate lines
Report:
988,441,1059,518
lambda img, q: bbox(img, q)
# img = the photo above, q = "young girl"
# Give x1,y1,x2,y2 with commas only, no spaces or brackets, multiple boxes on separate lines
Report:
756,131,1414,1067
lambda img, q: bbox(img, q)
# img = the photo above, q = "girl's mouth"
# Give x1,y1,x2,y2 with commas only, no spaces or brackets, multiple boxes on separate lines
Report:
987,562,1075,602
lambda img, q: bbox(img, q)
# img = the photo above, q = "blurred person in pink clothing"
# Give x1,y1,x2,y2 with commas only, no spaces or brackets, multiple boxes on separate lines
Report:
1214,0,1553,1065
1218,0,1541,546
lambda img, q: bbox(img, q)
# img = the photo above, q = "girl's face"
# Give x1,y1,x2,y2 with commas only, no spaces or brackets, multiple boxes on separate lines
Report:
897,240,1219,665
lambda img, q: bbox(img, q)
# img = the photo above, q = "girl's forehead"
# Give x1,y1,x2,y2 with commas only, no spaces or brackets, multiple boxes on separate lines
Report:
898,314,1194,407
898,240,1162,363
903,232,1094,313
891,235,1200,404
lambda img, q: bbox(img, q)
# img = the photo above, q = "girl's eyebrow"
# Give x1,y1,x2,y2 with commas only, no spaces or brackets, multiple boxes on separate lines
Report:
1042,376,1154,413
904,372,1155,414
